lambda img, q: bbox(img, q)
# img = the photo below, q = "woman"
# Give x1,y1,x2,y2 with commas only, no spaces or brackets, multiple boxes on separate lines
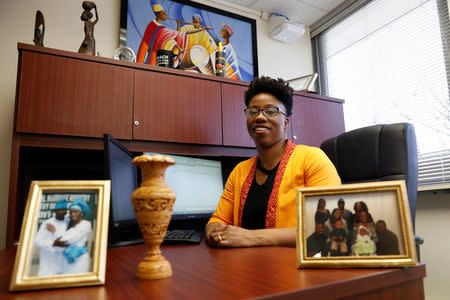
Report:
351,201,374,226
352,211,376,243
205,76,341,248
54,197,92,274
315,198,330,226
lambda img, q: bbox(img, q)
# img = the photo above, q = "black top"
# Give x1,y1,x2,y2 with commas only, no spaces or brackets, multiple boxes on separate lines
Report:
315,210,330,225
241,160,279,229
307,233,328,257
376,230,400,255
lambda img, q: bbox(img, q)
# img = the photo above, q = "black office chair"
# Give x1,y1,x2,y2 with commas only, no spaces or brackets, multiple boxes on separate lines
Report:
320,123,423,260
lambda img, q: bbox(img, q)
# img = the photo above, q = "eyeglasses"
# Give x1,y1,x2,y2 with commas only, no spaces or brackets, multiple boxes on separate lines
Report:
244,107,287,118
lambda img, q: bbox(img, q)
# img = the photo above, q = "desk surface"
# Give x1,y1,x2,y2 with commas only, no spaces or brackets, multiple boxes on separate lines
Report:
1,242,425,299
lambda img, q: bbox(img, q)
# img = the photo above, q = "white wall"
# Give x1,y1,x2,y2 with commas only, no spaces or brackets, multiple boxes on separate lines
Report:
0,0,313,250
416,189,450,300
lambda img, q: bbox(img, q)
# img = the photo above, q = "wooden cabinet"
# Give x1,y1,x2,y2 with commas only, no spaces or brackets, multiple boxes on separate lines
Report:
221,83,254,147
16,51,134,139
13,44,345,148
290,94,345,147
133,70,222,145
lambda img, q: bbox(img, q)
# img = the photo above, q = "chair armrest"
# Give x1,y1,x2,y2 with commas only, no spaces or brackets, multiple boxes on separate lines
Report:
414,235,424,262
414,235,424,245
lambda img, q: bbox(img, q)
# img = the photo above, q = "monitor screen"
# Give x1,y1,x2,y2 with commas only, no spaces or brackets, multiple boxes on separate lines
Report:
104,134,142,246
146,153,223,220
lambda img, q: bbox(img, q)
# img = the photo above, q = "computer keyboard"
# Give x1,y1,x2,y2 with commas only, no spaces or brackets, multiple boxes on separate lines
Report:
163,229,202,245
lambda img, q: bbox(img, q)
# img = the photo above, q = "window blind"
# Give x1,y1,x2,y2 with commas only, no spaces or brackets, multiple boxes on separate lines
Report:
418,150,450,185
313,0,450,187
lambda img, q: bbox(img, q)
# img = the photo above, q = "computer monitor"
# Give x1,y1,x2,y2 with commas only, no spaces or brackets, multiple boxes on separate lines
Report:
104,134,143,247
146,153,224,223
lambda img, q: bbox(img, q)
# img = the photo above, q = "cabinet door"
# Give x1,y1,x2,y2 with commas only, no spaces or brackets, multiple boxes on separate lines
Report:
134,70,222,145
290,95,345,147
221,83,254,148
16,51,133,139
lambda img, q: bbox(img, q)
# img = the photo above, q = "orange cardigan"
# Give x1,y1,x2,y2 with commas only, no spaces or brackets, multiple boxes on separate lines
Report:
208,143,341,228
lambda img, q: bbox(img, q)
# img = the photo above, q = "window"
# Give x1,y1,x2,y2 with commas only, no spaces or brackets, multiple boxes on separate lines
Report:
313,0,450,186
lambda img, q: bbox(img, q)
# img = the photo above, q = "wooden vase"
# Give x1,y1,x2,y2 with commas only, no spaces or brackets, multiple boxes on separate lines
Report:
131,154,176,280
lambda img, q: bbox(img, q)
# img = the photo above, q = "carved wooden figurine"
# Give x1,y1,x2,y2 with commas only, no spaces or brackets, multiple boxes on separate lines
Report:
78,1,99,55
33,10,45,47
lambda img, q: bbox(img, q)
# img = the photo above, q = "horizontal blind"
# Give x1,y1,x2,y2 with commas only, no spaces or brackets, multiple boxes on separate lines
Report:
418,150,450,184
314,0,450,187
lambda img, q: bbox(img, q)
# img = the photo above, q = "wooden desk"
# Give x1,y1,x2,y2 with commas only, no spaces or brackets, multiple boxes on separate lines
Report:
1,242,426,299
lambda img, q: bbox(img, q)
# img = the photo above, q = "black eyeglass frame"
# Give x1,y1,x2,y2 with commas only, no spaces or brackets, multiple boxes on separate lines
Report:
244,107,287,118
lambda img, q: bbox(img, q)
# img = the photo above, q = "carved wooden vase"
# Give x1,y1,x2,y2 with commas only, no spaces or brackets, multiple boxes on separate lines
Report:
131,154,176,280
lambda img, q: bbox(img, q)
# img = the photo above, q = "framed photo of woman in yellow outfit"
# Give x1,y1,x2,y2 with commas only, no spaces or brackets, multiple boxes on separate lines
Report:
9,180,110,291
296,181,417,268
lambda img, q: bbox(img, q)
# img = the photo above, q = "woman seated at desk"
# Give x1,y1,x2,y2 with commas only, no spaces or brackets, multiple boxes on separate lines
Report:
205,76,341,248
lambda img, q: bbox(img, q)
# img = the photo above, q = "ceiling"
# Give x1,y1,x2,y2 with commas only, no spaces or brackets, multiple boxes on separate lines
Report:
219,0,346,26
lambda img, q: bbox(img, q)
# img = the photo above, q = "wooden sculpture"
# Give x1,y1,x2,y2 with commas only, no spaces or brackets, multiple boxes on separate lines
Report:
33,10,45,47
78,1,98,55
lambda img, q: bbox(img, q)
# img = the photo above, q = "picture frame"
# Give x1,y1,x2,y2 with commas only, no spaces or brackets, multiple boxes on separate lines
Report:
120,0,258,81
296,181,417,268
286,73,318,92
10,180,111,291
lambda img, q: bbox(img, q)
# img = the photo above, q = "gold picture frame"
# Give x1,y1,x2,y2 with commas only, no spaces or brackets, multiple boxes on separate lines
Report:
286,73,318,92
296,181,417,268
10,180,110,291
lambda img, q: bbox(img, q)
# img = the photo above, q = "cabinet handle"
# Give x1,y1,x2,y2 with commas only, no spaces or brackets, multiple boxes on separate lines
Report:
293,135,297,140
134,120,139,126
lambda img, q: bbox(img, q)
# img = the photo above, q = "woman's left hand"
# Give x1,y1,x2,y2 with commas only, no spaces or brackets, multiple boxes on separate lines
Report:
53,237,69,247
209,226,296,248
212,225,259,248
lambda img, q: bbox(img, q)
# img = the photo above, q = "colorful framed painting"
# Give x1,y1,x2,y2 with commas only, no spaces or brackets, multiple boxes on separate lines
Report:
296,181,417,268
120,0,258,81
10,180,110,291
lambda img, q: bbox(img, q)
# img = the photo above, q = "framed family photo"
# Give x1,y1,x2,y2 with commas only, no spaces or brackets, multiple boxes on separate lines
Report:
120,0,258,81
10,180,110,291
296,181,417,268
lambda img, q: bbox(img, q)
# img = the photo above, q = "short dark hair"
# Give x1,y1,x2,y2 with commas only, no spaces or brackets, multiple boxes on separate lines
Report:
376,220,386,226
338,198,345,204
244,76,293,116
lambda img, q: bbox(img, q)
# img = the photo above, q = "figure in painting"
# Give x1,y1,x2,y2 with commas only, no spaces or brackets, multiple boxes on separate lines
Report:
78,1,98,55
220,24,241,80
136,4,187,65
179,14,217,73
